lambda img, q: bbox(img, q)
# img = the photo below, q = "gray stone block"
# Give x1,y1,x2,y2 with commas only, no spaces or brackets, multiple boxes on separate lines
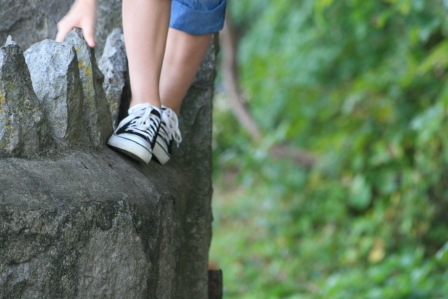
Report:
0,37,49,157
24,39,88,147
98,28,127,129
63,28,113,147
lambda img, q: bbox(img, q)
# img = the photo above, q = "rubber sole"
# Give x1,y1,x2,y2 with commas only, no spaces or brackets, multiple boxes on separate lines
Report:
153,142,170,165
107,135,152,164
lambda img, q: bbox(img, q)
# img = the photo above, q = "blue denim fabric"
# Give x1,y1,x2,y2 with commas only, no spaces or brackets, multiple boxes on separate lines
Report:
170,0,226,35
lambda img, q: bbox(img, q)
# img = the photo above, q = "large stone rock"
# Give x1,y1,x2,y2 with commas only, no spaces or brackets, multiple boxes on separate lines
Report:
63,29,113,147
0,29,218,299
0,37,49,157
24,39,88,147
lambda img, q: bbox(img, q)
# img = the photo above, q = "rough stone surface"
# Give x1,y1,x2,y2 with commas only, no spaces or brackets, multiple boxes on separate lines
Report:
0,38,49,157
24,39,87,147
98,28,127,129
0,0,72,51
95,0,123,59
0,151,186,299
0,0,122,57
0,28,218,299
63,29,113,147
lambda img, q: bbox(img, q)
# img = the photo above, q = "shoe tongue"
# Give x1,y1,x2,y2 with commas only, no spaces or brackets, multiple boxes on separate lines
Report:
128,103,152,115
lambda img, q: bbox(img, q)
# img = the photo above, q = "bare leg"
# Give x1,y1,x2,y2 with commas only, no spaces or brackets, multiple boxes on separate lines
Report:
122,0,171,108
160,28,212,115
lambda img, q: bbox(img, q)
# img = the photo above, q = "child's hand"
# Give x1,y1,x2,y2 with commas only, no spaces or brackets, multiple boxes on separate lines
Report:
55,0,97,48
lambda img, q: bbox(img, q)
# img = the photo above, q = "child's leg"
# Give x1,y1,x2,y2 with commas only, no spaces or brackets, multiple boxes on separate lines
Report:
159,29,212,115
151,0,226,164
151,29,211,164
159,0,226,114
107,0,171,164
122,0,171,108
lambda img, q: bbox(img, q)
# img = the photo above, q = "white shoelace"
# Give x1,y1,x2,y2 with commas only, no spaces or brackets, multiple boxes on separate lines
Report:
126,106,159,141
161,108,182,147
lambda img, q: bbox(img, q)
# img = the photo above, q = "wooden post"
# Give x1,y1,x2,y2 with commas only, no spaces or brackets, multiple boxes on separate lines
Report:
208,270,223,299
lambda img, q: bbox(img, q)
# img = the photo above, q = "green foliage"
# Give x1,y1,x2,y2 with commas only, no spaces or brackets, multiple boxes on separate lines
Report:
211,0,448,297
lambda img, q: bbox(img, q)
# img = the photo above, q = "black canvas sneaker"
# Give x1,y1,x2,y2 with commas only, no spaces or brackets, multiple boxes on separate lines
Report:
152,106,182,164
107,103,161,164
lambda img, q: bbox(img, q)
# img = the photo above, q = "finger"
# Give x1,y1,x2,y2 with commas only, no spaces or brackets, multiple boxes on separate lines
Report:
55,20,74,43
82,22,96,48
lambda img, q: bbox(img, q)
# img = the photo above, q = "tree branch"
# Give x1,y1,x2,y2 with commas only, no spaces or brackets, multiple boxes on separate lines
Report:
219,15,317,169
220,14,262,141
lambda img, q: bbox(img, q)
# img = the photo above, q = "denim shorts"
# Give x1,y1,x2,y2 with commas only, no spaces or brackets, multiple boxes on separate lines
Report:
170,0,226,35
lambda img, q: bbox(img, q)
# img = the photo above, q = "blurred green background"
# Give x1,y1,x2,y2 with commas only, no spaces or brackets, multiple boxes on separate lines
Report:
209,0,448,298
